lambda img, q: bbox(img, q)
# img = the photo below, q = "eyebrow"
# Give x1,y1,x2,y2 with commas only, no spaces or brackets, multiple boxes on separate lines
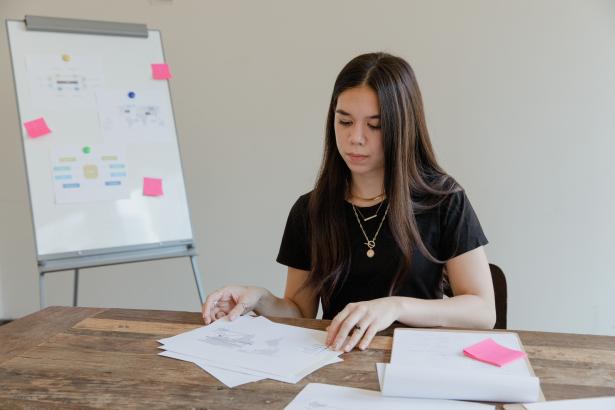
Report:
335,109,380,119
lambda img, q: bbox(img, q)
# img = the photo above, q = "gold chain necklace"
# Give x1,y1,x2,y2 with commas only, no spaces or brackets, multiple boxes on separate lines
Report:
351,192,385,202
355,199,385,222
351,203,390,258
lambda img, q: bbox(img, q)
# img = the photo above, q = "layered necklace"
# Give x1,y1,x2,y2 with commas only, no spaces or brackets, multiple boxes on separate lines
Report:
355,199,385,221
351,200,390,258
349,191,386,221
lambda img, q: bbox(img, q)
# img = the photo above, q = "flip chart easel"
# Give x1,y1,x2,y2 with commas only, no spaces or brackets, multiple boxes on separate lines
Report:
6,16,205,307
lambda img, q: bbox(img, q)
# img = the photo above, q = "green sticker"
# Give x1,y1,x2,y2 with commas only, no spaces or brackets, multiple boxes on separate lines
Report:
82,146,91,154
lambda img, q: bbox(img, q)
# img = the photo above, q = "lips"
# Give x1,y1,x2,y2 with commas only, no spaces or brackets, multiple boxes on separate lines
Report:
347,153,368,163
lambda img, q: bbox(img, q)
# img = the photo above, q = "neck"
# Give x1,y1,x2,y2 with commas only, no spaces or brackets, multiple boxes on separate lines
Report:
349,172,385,204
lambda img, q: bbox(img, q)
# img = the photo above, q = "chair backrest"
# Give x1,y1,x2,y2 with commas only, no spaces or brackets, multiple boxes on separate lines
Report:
441,263,507,329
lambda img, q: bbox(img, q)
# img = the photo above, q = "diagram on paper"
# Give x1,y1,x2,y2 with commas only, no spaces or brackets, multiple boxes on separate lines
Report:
50,144,129,204
117,104,165,128
96,88,175,142
26,54,104,110
199,328,283,356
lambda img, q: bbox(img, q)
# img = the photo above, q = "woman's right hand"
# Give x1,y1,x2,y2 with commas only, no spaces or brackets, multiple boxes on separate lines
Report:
201,285,267,325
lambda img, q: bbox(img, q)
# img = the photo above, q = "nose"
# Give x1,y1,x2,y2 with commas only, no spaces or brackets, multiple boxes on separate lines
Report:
349,124,365,146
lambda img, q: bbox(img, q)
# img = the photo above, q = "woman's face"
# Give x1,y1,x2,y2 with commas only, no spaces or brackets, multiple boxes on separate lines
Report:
334,85,384,180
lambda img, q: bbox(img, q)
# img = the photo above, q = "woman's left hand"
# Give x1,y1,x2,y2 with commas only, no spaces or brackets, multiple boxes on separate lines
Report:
326,297,401,352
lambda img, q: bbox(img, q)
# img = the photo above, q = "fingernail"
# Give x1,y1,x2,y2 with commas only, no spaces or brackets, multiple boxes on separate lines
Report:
344,345,351,352
359,344,366,350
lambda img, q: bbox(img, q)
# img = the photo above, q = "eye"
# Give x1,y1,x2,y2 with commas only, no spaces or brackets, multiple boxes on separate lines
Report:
368,123,381,130
337,119,352,127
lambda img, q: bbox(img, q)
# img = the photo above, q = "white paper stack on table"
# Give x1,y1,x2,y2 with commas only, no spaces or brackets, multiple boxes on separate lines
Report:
285,383,496,410
504,396,615,410
378,329,542,403
158,315,342,387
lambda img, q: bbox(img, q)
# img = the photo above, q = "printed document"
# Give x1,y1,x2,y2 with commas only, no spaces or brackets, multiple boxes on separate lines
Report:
519,396,615,410
285,383,495,410
159,315,341,385
380,329,540,403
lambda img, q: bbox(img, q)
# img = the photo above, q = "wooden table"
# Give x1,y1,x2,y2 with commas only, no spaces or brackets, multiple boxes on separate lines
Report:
0,307,614,409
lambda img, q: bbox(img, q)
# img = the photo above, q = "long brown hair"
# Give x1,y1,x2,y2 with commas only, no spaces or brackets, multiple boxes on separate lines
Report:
307,52,459,309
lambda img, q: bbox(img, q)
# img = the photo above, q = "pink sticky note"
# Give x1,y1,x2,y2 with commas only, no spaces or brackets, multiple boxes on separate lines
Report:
143,177,163,196
463,338,527,367
151,63,172,80
24,117,51,138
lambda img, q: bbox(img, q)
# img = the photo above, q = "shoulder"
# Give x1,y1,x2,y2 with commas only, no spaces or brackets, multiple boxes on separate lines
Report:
412,173,462,214
412,176,479,231
435,186,478,226
437,185,485,238
290,191,312,213
441,188,469,212
286,191,312,223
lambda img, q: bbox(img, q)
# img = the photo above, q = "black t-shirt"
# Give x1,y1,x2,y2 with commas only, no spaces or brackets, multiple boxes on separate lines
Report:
276,190,488,319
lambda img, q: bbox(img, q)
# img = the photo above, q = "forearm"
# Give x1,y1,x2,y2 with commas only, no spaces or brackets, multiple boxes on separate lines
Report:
253,287,306,318
394,294,496,329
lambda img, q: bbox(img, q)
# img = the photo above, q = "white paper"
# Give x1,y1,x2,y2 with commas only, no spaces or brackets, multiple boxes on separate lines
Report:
381,330,540,403
50,144,129,204
26,54,104,110
376,362,385,388
523,396,615,409
382,364,539,403
96,88,175,143
159,350,264,387
390,330,530,375
284,383,495,410
159,316,341,381
160,349,342,386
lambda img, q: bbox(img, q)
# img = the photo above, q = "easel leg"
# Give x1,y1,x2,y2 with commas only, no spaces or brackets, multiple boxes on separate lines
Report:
73,268,79,307
190,255,205,305
39,271,46,309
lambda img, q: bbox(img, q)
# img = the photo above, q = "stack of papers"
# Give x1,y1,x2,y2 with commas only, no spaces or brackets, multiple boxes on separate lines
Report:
378,329,541,403
285,383,495,410
504,396,615,410
158,315,342,387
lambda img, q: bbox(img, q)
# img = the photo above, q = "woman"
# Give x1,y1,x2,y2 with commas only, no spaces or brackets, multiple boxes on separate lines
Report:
202,52,495,352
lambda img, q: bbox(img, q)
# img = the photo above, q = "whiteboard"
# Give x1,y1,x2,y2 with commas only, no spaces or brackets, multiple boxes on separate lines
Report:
7,20,194,259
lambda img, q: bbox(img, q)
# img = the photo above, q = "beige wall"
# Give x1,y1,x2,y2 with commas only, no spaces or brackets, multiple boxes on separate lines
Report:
1,0,614,335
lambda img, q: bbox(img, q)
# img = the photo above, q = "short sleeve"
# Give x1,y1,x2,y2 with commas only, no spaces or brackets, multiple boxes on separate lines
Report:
439,190,488,260
276,194,311,271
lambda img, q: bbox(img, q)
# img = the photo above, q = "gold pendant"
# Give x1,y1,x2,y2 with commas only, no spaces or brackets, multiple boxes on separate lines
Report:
367,249,375,258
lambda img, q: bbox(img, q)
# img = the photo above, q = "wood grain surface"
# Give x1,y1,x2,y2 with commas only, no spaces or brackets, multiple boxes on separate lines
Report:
0,307,613,409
